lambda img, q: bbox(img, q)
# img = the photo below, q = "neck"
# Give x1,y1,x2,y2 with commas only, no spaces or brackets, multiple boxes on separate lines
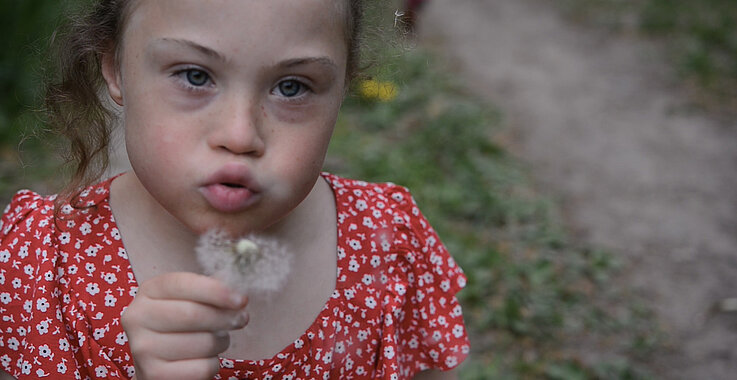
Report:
110,172,201,277
262,176,334,252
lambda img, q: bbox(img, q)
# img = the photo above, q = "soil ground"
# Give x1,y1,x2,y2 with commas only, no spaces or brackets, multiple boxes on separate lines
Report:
417,0,737,378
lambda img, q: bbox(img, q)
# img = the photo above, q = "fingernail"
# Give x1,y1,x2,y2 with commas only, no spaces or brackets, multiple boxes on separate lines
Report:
232,312,248,328
230,293,246,307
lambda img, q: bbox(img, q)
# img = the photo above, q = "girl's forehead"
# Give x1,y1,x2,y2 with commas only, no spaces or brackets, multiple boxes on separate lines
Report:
123,0,347,59
125,0,346,33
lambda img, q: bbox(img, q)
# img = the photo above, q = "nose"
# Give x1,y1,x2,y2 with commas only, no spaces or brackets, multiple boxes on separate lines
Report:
208,93,265,156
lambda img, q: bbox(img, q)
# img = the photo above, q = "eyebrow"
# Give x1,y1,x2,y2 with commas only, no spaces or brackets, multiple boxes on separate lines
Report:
279,57,338,71
151,38,338,73
155,38,228,63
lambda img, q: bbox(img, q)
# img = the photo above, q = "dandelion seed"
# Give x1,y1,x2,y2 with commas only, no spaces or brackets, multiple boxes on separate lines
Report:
196,230,292,294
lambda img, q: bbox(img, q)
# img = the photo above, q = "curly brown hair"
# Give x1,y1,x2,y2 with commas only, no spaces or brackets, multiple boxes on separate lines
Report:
45,0,364,208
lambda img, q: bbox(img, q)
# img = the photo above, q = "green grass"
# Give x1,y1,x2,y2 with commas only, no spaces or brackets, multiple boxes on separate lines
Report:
562,0,737,105
326,29,661,377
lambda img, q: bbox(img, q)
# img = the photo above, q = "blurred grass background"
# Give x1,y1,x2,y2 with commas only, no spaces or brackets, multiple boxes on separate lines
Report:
2,0,735,378
562,0,737,110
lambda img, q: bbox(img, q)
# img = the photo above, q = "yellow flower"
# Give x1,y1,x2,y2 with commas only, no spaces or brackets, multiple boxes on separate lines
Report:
359,79,398,102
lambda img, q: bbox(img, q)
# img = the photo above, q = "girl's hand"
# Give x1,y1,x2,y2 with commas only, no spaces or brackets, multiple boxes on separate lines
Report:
122,272,249,380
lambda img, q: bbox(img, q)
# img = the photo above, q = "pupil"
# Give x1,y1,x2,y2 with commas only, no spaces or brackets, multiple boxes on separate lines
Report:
187,70,208,86
279,80,300,97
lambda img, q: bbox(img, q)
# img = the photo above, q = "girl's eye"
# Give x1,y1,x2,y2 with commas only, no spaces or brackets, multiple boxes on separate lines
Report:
276,79,306,98
185,69,210,87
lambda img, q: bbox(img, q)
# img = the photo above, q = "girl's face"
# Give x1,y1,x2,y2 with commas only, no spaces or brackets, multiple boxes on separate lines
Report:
103,0,348,235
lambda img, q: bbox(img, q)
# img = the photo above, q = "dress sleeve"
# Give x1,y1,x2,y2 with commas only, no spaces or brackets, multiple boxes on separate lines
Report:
383,185,470,376
0,191,84,379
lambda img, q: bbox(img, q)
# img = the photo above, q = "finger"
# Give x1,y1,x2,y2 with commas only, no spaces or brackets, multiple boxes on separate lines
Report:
124,298,249,333
131,330,231,361
135,357,221,380
140,272,247,309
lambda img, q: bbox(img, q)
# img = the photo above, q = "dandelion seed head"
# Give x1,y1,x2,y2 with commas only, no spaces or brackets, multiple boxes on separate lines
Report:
196,230,292,294
235,239,259,257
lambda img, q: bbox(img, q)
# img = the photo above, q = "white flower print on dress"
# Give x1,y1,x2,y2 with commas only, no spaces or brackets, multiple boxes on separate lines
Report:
370,255,381,268
104,294,117,307
59,232,71,245
344,288,355,300
79,222,92,235
36,297,50,312
355,199,368,211
444,356,458,368
86,282,100,296
7,337,19,351
348,258,360,272
394,283,407,296
93,328,107,340
102,272,117,284
0,250,9,263
383,346,395,359
357,330,369,342
294,338,304,349
362,216,375,229
36,320,50,335
20,360,31,375
349,239,362,251
58,338,69,351
85,245,100,257
95,365,108,377
115,332,128,346
322,350,333,364
18,244,29,259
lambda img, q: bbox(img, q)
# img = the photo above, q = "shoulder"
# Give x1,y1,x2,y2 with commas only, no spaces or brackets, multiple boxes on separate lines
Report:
1,177,116,247
322,172,416,218
1,190,56,241
325,172,465,289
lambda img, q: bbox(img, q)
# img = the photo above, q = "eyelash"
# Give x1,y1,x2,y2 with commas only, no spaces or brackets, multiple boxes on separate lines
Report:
272,78,312,101
170,68,313,100
171,67,213,93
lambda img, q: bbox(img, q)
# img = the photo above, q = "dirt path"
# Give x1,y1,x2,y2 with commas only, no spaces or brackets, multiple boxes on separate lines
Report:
418,0,737,378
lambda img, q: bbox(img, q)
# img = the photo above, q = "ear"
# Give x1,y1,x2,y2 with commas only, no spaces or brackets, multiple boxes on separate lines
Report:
101,51,124,106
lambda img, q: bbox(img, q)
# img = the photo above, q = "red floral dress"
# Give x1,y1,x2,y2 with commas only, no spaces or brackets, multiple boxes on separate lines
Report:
0,173,469,379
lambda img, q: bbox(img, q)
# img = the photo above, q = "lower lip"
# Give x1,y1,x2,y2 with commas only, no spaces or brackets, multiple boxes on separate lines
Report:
199,184,258,213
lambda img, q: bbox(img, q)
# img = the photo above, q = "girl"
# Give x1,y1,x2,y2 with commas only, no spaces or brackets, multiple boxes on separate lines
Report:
0,0,469,379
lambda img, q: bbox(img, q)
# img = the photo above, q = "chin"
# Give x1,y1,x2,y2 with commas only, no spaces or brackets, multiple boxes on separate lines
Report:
191,214,277,238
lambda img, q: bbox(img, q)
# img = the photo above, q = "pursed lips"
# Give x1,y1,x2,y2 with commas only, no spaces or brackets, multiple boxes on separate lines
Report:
199,163,262,213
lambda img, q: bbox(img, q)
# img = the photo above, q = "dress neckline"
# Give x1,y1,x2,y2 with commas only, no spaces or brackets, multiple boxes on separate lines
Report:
97,172,347,367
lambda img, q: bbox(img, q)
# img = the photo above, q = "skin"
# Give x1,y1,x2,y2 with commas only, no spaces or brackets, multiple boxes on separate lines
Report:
99,0,457,378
